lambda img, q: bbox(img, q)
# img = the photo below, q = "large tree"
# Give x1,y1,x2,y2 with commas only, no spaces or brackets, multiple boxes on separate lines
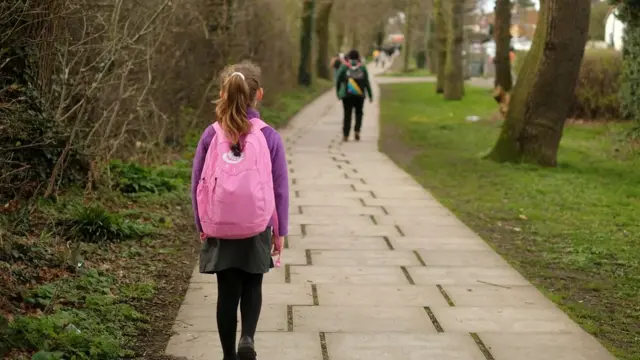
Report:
315,0,334,80
403,0,415,72
486,0,591,166
434,0,447,93
494,0,513,91
443,0,465,100
298,0,316,86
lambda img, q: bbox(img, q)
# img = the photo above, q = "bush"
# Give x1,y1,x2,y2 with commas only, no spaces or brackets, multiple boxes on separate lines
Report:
64,204,154,243
8,270,151,359
109,160,181,194
570,49,623,120
515,49,623,120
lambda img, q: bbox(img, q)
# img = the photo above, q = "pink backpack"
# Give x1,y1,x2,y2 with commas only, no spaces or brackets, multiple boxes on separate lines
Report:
197,118,281,255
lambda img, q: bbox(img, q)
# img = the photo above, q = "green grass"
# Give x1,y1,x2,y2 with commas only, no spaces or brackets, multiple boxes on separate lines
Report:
379,82,640,360
380,68,434,77
261,79,332,128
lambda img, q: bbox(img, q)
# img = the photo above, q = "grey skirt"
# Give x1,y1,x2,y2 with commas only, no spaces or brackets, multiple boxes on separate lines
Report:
199,227,274,274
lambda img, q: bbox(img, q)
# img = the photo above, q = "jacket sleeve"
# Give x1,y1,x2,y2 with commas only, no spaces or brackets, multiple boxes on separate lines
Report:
363,67,373,100
335,65,346,97
191,127,214,233
265,129,290,236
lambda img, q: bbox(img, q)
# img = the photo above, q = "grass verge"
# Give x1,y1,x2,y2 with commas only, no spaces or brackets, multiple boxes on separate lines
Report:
1,160,196,360
380,68,433,77
379,82,640,360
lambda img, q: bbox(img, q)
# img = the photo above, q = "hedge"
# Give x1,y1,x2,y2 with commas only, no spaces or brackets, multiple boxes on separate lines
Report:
512,49,623,121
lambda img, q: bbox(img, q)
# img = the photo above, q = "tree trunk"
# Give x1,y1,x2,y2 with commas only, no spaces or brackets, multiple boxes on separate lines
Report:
434,0,447,93
375,22,385,48
423,10,432,70
443,0,464,100
298,0,315,86
486,0,591,166
336,19,345,53
351,26,359,50
494,0,513,91
403,0,414,72
315,0,333,80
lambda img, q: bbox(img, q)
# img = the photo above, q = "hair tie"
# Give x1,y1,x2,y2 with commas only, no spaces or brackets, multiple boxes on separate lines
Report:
230,72,245,80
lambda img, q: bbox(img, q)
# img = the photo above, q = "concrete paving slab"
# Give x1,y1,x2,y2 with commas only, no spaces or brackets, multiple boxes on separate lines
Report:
166,332,323,360
289,213,374,226
326,333,486,360
183,283,314,305
310,250,421,266
416,250,509,267
289,265,409,285
383,205,457,217
398,224,479,238
296,191,372,199
293,306,436,333
390,237,492,251
304,224,400,237
172,304,286,332
291,198,364,206
316,284,448,307
363,198,444,207
301,205,386,215
441,285,554,307
479,333,616,360
373,214,464,226
287,236,390,250
408,267,531,286
432,306,583,333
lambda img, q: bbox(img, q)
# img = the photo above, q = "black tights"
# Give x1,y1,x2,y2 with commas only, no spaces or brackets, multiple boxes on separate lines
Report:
216,269,264,359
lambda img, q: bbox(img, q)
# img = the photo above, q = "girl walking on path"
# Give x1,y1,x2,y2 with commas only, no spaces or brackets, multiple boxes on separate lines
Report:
191,61,289,360
335,49,373,142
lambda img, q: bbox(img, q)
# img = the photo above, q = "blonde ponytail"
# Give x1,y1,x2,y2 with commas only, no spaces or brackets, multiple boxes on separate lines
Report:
215,62,262,149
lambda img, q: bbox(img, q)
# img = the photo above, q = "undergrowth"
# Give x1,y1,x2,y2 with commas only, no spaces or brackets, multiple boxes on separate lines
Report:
0,155,191,359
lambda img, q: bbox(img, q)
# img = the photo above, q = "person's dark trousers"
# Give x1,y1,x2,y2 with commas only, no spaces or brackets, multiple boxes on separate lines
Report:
342,96,365,138
216,269,264,360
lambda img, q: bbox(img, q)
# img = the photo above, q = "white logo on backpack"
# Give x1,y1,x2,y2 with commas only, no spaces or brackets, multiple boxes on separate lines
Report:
222,151,244,164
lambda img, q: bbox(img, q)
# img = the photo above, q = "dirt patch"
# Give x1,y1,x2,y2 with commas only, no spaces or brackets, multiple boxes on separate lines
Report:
129,205,198,360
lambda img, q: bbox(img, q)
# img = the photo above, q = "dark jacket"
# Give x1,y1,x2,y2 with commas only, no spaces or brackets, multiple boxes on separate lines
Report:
335,60,373,100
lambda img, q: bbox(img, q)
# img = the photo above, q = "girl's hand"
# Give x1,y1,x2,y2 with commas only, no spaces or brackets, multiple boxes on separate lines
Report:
271,236,284,256
199,233,207,243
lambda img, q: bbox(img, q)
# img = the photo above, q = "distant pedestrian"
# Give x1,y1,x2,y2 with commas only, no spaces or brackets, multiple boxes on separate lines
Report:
335,49,373,142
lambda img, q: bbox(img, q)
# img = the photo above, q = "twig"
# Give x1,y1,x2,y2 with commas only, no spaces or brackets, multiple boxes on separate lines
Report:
477,280,511,289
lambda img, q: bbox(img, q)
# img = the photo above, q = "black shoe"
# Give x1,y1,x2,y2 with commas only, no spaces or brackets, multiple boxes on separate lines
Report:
355,132,360,141
237,336,256,360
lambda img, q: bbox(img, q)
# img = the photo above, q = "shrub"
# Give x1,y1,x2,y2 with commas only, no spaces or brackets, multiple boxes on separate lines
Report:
8,270,150,359
515,49,623,120
109,160,181,194
64,204,154,243
570,49,623,120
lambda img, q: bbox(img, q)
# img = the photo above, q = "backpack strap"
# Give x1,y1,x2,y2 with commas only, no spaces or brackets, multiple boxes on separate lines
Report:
249,118,269,132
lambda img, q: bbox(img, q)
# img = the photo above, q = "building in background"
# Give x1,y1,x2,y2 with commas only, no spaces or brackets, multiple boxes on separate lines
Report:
605,7,625,51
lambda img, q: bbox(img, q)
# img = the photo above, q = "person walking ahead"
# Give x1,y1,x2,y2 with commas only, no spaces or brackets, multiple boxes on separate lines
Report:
335,49,373,142
191,61,289,360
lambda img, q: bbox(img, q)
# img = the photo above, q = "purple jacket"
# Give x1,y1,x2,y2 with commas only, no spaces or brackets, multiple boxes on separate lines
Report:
191,108,289,236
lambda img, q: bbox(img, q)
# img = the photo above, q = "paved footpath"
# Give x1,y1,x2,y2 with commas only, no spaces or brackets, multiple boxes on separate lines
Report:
166,70,615,360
